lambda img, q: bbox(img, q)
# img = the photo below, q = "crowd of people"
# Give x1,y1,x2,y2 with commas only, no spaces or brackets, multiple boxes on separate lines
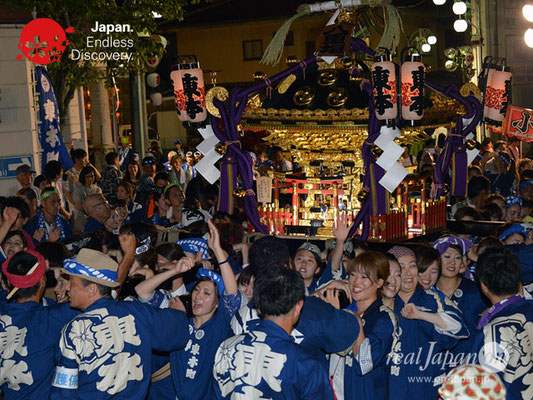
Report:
0,136,532,400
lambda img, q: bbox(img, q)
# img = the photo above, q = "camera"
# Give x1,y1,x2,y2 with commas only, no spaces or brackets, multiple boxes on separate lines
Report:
323,289,351,309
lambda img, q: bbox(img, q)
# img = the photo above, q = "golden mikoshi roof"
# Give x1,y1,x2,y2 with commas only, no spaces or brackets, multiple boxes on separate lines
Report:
239,58,465,153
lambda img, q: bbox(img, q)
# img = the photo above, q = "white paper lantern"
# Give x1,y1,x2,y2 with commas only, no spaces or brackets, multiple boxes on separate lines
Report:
523,5,533,22
150,92,163,106
525,28,533,48
146,73,160,88
454,19,468,33
452,1,467,15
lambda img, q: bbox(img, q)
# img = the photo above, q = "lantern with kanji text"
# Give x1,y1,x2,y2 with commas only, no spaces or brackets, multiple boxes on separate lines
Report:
483,58,512,126
401,49,425,122
170,56,207,124
372,49,398,122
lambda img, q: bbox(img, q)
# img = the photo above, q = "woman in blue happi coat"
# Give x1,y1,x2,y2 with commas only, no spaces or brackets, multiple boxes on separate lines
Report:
387,245,469,400
433,236,490,361
136,220,241,400
327,251,399,400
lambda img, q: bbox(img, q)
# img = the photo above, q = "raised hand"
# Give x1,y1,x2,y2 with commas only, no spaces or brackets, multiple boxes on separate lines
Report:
3,207,20,228
206,219,222,253
333,212,350,243
173,257,194,275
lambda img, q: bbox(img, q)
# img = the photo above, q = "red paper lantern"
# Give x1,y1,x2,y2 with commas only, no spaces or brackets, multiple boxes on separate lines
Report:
170,65,189,122
484,59,512,126
401,53,425,121
372,50,398,121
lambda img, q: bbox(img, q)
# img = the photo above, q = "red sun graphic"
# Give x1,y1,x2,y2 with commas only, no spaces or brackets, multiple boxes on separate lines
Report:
17,18,75,64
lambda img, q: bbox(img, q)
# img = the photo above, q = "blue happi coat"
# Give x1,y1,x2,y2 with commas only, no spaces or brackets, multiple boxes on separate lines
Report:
231,296,359,368
49,297,189,400
0,300,78,400
472,297,533,400
446,277,490,363
331,298,399,400
213,319,334,400
170,292,241,400
389,288,469,400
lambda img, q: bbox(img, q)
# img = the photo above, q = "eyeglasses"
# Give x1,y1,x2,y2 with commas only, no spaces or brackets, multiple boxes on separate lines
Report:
92,201,109,209
143,159,155,165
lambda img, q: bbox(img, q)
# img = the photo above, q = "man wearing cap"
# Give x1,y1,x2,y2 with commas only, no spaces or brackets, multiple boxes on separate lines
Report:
174,139,185,159
181,151,197,179
7,164,38,198
50,248,194,400
24,187,72,244
83,193,112,234
0,250,79,399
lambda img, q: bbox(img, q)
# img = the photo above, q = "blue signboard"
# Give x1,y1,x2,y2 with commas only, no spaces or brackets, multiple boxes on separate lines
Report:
0,156,34,179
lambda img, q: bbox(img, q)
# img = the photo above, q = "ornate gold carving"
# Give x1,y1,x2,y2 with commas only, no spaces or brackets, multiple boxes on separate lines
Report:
293,86,315,106
277,74,296,94
460,82,482,102
206,86,229,117
327,88,348,108
318,70,337,86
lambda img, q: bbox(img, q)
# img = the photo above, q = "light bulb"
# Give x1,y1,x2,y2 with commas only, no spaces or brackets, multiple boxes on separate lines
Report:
152,11,162,18
525,28,533,48
452,1,468,15
523,5,533,22
454,19,468,32
433,0,446,5
421,43,432,53
444,48,458,59
427,35,437,45
445,60,457,71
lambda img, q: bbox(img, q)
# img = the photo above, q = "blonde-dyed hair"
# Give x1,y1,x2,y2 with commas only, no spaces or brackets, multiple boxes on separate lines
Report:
347,251,390,284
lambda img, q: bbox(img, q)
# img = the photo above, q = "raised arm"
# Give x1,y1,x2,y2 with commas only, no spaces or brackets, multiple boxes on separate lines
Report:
116,234,137,289
135,257,194,299
331,213,350,274
206,219,237,295
0,207,19,245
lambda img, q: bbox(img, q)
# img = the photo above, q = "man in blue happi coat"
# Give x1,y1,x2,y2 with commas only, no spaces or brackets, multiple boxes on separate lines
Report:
0,250,78,400
213,267,334,399
49,247,193,400
473,248,533,400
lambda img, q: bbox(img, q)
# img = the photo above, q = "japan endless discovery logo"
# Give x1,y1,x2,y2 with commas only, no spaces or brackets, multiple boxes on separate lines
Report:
17,18,75,64
17,18,134,64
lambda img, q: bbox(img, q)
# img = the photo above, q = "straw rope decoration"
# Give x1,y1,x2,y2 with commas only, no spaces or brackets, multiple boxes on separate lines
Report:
260,0,400,66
